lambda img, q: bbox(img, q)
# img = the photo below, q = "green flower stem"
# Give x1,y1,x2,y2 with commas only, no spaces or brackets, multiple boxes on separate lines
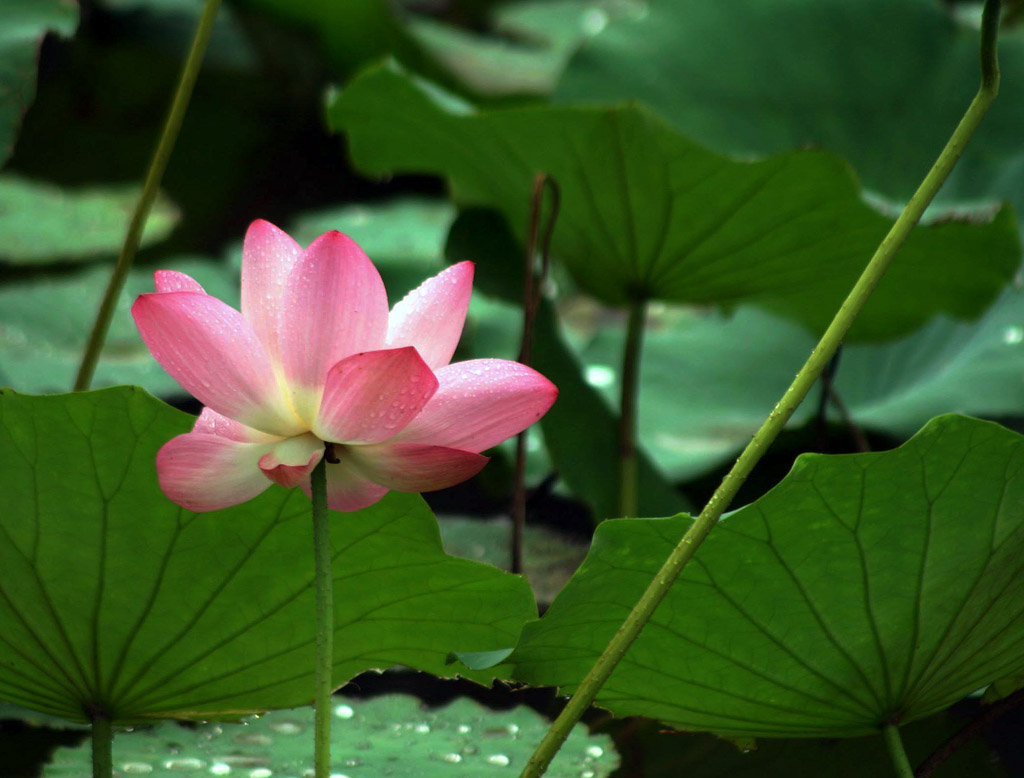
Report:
884,725,915,778
518,1,1002,775
91,713,112,778
73,0,222,392
617,300,646,519
311,454,333,778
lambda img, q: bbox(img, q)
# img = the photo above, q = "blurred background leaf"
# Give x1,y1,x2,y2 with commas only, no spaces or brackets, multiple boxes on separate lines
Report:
574,285,1024,481
0,256,236,393
329,62,1021,341
555,0,1024,227
0,0,78,166
0,175,177,264
406,0,637,100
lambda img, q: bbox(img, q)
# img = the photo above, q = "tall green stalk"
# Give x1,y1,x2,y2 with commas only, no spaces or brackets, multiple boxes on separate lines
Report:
91,713,112,778
517,1,1003,775
617,300,646,518
884,725,915,778
73,0,222,391
512,174,559,573
311,455,333,777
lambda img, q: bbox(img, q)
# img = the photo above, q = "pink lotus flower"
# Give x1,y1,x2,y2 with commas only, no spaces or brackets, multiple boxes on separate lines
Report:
133,220,557,512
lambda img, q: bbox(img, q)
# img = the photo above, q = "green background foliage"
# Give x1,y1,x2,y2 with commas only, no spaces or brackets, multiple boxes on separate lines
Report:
0,0,78,165
3,0,1024,773
556,0,1024,215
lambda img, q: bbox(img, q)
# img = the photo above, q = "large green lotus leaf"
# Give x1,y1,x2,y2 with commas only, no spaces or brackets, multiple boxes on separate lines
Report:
0,175,179,264
0,388,536,723
0,0,78,166
511,414,1024,737
578,285,1024,481
0,257,237,395
42,695,617,776
328,63,1020,341
555,0,1024,212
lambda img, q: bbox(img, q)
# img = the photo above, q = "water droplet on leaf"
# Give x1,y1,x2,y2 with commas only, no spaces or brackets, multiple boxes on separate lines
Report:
334,704,355,719
165,758,207,770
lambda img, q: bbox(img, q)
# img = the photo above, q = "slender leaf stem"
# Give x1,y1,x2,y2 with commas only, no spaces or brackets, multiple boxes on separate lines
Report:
617,300,646,518
512,174,560,573
73,0,222,391
884,725,915,778
91,713,112,778
827,383,871,453
517,1,1002,774
311,455,333,777
815,350,842,452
